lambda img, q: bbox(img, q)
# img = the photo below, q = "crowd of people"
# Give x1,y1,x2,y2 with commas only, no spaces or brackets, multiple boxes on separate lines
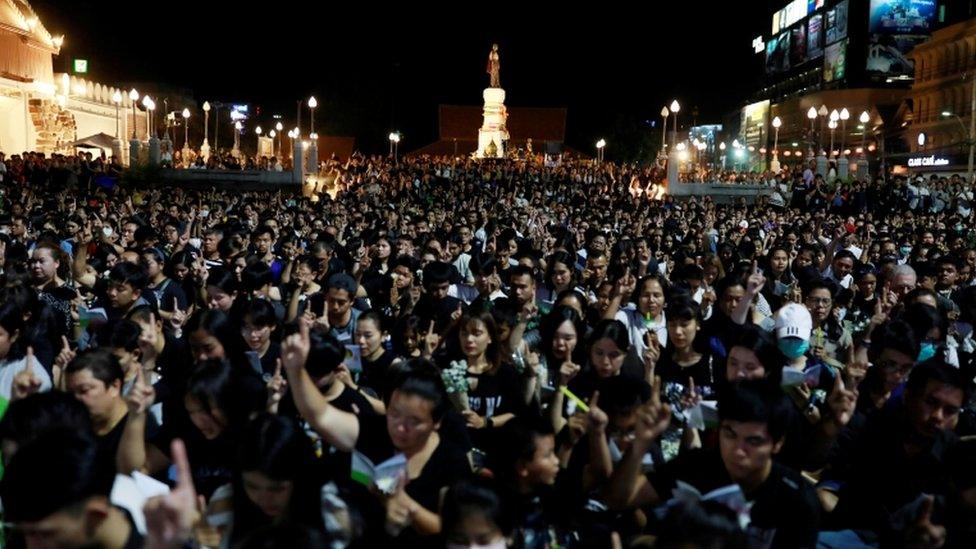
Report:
0,148,974,548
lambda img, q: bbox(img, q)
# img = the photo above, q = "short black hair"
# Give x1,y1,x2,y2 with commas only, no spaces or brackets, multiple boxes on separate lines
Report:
110,319,142,353
1,430,110,522
596,375,650,417
243,298,279,329
718,380,795,443
0,391,92,451
305,330,345,378
391,359,450,422
493,417,554,482
241,261,273,292
508,264,535,284
108,261,148,292
65,348,124,388
906,357,972,403
422,261,454,288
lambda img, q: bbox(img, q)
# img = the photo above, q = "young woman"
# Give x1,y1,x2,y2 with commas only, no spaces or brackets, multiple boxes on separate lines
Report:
224,413,327,545
537,251,577,309
283,349,471,541
241,299,281,378
448,311,523,450
760,245,796,311
612,274,669,361
0,301,52,400
655,297,717,397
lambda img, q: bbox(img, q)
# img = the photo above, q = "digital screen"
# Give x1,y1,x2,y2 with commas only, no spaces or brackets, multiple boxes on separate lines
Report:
869,0,937,34
825,0,849,45
791,24,808,66
808,14,824,60
766,31,792,74
867,34,926,75
824,39,847,82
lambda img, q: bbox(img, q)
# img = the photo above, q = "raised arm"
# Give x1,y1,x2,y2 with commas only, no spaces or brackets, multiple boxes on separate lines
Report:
281,321,361,452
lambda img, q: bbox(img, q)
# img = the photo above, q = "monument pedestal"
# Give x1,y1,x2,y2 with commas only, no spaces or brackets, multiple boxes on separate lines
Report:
476,88,509,159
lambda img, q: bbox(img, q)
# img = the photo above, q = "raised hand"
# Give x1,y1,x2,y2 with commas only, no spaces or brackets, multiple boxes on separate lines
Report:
679,376,701,411
904,495,946,549
169,298,187,331
143,439,200,548
422,321,440,357
450,303,463,323
826,374,857,428
125,366,156,416
558,360,581,386
12,346,43,401
266,359,288,411
746,260,766,295
642,331,661,381
53,336,76,390
461,409,486,429
281,320,311,373
587,390,609,432
634,375,671,446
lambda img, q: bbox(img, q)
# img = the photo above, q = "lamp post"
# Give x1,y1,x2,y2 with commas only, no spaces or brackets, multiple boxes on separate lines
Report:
269,130,277,157
596,139,606,163
201,101,211,161
670,100,681,147
838,108,851,179
233,121,242,158
255,126,263,156
308,96,317,134
828,119,837,156
818,105,829,152
389,132,401,162
806,107,817,162
275,122,283,158
129,89,139,139
660,106,669,156
142,96,153,139
771,116,782,172
182,109,190,149
859,110,871,176
181,108,191,166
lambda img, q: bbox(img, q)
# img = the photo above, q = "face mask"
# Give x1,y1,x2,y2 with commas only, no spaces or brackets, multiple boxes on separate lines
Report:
900,246,912,256
835,308,848,322
778,338,810,360
918,343,937,362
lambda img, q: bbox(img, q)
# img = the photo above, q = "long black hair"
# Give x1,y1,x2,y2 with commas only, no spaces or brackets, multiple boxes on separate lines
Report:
229,413,325,543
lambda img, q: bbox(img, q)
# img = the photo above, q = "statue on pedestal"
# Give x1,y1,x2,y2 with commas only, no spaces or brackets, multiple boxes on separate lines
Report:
486,44,500,88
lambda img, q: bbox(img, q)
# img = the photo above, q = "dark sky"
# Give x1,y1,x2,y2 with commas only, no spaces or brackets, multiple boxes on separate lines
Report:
31,1,774,156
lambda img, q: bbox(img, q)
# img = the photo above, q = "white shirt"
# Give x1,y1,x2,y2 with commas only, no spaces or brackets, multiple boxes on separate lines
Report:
0,357,53,400
615,306,667,361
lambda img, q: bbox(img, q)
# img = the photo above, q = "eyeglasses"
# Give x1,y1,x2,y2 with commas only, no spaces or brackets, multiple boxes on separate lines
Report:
805,297,832,306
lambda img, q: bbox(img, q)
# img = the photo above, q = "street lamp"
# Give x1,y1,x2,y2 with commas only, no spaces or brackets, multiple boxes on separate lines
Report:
818,105,829,152
308,96,318,134
233,121,243,157
660,106,669,155
256,126,263,156
859,110,870,158
670,100,681,147
128,89,139,139
202,101,211,155
596,138,606,163
389,131,401,161
771,116,782,171
111,91,122,138
829,110,839,154
182,108,191,149
839,108,850,155
807,107,817,159
275,122,283,156
719,141,727,170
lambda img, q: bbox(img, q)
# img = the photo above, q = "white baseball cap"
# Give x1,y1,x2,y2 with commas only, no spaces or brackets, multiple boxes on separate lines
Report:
774,303,812,342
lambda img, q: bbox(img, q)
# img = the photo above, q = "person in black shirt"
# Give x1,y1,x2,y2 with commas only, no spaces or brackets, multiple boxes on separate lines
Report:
824,359,969,546
241,299,281,379
282,324,470,540
353,310,400,413
64,349,158,484
607,379,820,549
1,430,144,549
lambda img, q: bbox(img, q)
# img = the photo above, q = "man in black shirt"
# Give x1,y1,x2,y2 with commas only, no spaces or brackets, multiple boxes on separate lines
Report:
1,430,144,549
824,359,969,545
607,379,820,548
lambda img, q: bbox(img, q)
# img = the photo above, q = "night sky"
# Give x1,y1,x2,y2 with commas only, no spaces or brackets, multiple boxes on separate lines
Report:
31,1,776,157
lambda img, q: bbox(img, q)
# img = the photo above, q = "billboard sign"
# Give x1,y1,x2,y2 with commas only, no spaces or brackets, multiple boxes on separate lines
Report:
869,0,937,34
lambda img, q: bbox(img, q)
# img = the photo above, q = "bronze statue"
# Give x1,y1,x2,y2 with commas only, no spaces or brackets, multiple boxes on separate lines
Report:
486,44,500,88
